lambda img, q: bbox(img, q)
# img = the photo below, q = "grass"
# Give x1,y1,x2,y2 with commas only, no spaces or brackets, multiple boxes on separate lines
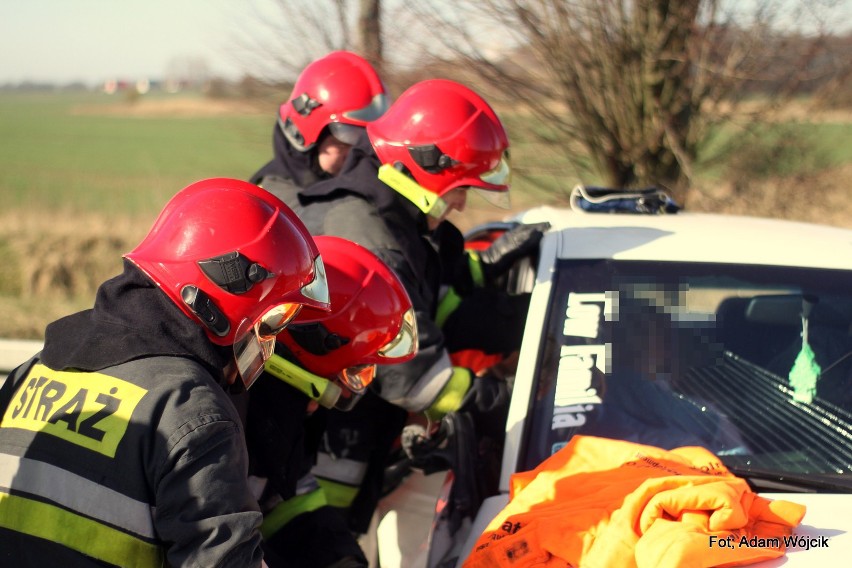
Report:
0,90,851,340
0,92,272,215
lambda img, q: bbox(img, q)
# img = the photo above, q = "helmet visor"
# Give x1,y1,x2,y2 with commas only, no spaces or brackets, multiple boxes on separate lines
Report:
337,363,376,392
473,187,511,210
332,363,375,411
233,303,303,389
300,255,331,309
332,383,365,411
342,93,390,123
378,308,418,359
451,152,511,209
473,151,512,210
480,151,512,189
328,123,364,146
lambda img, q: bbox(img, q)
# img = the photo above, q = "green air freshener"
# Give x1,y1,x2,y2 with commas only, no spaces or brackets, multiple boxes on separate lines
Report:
788,311,820,404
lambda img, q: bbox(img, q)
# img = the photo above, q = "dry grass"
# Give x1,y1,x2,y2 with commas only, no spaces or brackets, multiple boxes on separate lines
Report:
686,163,852,229
0,209,152,338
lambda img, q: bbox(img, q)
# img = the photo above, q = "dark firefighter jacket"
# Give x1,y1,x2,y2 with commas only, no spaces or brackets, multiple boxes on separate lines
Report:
256,132,453,413
254,131,459,535
0,261,264,568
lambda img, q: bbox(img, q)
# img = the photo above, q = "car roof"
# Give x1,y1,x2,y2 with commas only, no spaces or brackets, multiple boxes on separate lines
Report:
515,206,852,270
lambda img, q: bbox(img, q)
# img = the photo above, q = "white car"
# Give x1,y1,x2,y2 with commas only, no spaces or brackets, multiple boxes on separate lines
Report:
375,197,852,568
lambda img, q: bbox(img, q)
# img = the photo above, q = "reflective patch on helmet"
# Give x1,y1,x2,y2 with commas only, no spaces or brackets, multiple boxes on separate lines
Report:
378,307,418,359
2,365,147,458
301,255,331,308
342,93,390,123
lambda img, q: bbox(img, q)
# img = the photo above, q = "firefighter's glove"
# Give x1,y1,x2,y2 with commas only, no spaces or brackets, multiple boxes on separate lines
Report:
478,222,551,283
401,419,451,474
459,371,511,440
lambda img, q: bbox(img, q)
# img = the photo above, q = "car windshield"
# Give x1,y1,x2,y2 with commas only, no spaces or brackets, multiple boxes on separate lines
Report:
522,259,852,492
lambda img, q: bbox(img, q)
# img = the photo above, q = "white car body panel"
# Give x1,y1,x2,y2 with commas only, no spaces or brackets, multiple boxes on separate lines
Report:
517,206,852,269
379,207,852,568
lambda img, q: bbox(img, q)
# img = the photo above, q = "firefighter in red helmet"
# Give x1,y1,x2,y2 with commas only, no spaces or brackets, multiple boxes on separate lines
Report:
0,178,328,567
250,50,390,202
244,236,416,568
266,78,547,537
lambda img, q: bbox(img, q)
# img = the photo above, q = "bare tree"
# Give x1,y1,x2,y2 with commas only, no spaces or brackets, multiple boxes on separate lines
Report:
359,0,384,75
227,0,385,85
404,0,847,204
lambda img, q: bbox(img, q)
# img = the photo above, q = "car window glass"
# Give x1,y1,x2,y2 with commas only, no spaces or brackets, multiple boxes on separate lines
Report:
524,259,852,489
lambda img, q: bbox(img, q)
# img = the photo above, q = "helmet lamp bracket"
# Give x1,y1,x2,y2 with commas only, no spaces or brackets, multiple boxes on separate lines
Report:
408,144,457,174
287,322,350,356
181,285,230,337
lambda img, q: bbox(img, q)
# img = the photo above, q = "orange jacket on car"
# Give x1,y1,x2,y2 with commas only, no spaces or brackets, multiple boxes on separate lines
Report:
464,436,806,568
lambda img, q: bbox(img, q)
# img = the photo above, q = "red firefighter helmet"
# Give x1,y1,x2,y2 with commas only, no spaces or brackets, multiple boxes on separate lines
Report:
125,178,330,387
367,78,511,214
279,50,390,152
277,236,417,407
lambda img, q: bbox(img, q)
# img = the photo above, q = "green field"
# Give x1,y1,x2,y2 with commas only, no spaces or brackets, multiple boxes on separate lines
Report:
1,90,851,340
0,92,272,216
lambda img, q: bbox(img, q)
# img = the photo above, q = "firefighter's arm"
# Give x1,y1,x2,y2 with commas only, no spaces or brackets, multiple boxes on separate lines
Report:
156,416,265,568
437,222,549,327
423,366,472,422
476,221,550,282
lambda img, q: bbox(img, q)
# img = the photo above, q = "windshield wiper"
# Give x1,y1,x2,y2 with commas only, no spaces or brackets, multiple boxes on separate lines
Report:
725,465,852,493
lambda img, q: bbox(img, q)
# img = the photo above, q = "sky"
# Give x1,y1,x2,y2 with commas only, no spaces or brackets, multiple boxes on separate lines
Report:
1,0,849,87
0,0,255,86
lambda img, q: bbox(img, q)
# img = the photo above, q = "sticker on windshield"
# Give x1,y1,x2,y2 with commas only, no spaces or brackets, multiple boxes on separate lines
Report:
552,292,614,430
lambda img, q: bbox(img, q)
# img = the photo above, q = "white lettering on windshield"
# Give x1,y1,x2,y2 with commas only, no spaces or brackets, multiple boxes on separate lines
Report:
552,292,613,430
563,292,615,338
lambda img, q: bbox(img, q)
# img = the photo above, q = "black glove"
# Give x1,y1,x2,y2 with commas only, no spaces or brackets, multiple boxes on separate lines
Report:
458,372,510,440
479,221,551,281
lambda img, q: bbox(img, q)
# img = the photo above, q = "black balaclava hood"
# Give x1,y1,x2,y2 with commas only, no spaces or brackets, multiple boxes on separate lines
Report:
40,259,231,382
250,121,331,188
299,130,432,270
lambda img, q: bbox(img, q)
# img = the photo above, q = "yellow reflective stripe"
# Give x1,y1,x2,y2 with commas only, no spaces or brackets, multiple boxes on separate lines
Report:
315,478,359,509
435,287,463,329
1,364,146,458
0,491,162,567
261,489,327,539
424,366,472,422
0,453,156,539
467,251,486,287
436,253,485,329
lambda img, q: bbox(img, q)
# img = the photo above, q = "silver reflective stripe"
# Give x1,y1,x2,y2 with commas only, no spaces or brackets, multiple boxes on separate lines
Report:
387,351,454,412
312,452,369,486
0,452,156,539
